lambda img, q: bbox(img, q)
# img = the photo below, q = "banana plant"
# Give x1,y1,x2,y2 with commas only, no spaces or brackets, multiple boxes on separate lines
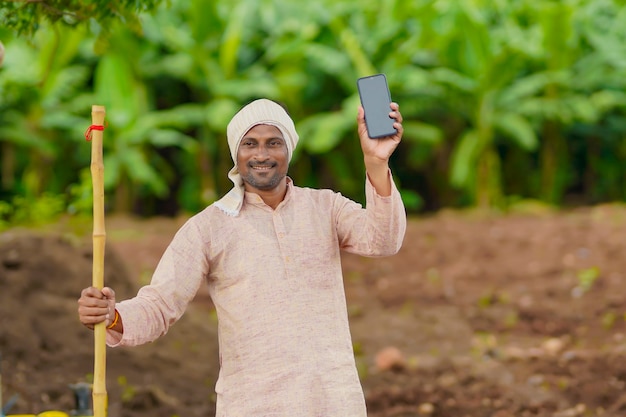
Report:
92,27,202,213
497,0,626,204
564,0,626,202
0,25,93,200
414,1,544,208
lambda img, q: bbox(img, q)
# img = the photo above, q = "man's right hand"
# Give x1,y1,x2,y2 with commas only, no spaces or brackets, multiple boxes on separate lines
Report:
77,286,116,330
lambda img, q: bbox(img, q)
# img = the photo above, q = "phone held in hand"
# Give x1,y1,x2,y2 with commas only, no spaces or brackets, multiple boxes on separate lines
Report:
357,73,397,139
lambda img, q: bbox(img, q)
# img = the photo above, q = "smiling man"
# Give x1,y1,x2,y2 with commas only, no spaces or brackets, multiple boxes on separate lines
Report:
78,98,407,417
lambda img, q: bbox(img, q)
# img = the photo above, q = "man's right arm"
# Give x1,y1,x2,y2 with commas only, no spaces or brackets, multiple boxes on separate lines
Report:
107,218,209,347
78,216,210,347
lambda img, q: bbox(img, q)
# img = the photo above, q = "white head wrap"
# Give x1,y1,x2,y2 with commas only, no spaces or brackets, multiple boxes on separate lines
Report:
214,99,299,216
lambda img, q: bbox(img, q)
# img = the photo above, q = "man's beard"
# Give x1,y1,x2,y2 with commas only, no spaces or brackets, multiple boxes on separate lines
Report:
241,167,286,191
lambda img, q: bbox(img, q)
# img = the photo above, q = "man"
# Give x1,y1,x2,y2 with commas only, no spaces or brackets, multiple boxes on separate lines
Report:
78,98,407,416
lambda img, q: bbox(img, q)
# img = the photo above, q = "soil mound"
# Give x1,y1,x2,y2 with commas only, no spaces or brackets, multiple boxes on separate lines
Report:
0,231,218,417
0,232,135,358
0,232,130,414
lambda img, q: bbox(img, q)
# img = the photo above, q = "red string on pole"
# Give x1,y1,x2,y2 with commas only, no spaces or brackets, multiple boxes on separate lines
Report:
85,124,106,141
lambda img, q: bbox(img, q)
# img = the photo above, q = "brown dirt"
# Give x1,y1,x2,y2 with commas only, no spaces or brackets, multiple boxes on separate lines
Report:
2,205,626,417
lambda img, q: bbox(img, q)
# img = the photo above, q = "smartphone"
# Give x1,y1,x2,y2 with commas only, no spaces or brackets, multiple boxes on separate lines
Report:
357,73,397,139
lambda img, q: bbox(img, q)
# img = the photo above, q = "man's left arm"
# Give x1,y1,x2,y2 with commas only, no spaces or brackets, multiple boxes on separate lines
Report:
333,103,406,256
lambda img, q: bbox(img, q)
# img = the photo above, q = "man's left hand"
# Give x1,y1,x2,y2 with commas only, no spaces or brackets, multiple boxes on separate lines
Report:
357,102,403,163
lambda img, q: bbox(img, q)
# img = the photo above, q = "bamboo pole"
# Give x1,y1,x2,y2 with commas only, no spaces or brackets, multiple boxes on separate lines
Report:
89,105,107,417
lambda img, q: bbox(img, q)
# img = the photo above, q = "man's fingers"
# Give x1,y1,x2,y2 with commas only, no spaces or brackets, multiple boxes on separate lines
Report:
78,293,108,308
388,103,402,124
80,286,104,299
394,123,404,141
389,113,403,125
77,304,109,329
79,311,109,322
77,285,112,328
77,303,109,317
101,286,116,300
78,299,109,311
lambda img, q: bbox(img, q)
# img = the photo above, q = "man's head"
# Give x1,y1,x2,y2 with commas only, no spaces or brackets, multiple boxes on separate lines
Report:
226,99,299,192
236,124,289,192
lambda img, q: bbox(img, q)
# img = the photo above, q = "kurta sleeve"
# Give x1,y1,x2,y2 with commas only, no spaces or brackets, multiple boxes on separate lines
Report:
106,218,209,347
335,169,406,256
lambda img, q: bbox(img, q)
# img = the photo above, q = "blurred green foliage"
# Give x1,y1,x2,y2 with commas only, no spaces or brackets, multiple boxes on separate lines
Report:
0,0,625,229
0,0,161,38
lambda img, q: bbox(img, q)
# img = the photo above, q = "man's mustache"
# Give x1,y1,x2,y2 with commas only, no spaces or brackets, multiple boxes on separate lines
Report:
248,162,276,168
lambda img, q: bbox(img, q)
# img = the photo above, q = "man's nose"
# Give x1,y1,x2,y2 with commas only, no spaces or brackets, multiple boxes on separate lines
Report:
254,145,270,159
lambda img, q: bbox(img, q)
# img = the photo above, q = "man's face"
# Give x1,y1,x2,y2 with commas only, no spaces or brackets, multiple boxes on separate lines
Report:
237,124,289,193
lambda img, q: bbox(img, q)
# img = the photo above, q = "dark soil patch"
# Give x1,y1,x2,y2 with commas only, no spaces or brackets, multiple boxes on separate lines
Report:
2,205,626,416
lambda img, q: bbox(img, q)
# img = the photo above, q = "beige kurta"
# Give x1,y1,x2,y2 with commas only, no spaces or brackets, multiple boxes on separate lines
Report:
108,173,406,416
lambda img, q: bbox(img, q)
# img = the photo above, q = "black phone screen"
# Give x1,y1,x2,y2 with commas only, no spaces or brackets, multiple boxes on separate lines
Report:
357,74,397,139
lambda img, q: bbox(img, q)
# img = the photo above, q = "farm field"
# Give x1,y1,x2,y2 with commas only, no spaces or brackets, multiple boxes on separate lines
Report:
1,205,626,417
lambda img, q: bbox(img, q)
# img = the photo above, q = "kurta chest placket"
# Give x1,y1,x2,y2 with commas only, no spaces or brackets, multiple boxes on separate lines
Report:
272,210,291,268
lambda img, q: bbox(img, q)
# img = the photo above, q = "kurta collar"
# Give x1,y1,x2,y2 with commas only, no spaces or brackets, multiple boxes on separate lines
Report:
243,177,294,209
